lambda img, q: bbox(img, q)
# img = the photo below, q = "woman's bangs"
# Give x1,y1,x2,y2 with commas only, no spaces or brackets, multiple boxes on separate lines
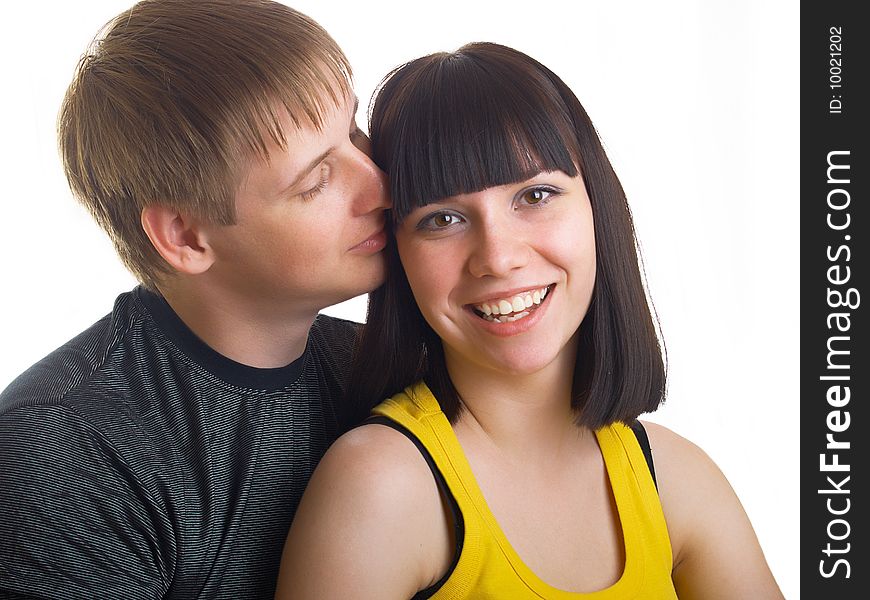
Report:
387,56,580,224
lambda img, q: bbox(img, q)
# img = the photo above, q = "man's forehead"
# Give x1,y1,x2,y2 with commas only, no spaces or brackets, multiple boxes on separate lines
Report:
237,92,359,193
276,90,358,142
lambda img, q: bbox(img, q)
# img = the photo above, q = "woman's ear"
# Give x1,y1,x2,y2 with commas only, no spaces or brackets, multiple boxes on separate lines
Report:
141,205,215,275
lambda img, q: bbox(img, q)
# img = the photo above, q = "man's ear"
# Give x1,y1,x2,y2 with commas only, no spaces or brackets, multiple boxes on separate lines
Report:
141,205,215,275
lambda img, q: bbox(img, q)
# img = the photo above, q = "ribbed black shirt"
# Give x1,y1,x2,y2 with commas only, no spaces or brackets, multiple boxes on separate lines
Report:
0,287,358,599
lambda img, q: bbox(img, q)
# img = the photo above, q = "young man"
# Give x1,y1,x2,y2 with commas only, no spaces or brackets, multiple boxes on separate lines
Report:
0,1,388,597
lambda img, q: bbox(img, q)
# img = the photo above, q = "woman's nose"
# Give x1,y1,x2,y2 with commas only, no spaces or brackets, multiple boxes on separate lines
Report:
467,219,530,279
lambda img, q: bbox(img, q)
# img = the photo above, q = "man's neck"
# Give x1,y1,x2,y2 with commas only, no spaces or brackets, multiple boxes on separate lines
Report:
157,282,318,369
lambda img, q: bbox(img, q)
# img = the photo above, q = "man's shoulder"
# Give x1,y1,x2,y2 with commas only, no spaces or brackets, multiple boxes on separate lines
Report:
303,314,363,415
0,288,169,522
308,313,361,358
0,288,149,415
311,313,362,341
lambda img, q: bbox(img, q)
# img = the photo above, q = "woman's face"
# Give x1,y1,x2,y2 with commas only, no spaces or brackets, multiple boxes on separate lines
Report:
395,170,596,379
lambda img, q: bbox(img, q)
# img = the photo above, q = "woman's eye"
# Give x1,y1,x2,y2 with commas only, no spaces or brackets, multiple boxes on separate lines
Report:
419,212,463,231
433,214,457,227
520,187,554,206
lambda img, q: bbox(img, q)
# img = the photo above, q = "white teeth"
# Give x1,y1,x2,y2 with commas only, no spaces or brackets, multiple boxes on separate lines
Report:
481,310,531,323
473,286,551,321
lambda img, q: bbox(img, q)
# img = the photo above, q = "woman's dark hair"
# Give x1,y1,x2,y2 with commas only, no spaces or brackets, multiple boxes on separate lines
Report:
344,42,666,431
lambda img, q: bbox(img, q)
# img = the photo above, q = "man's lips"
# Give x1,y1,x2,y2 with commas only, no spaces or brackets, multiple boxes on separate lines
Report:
349,228,387,254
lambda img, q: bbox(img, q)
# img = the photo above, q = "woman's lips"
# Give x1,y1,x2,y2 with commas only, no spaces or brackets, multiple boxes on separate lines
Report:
465,284,555,337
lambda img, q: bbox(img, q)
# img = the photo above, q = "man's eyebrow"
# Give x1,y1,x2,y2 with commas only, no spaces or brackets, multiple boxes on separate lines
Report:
284,147,333,193
282,97,359,195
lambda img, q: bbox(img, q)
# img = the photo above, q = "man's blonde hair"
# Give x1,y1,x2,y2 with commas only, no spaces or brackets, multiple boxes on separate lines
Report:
59,0,352,289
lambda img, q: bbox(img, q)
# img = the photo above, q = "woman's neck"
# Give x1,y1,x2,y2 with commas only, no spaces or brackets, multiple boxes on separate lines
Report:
444,344,584,462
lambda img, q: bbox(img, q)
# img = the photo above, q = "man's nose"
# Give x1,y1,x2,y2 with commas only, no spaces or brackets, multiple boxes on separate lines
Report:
349,137,391,213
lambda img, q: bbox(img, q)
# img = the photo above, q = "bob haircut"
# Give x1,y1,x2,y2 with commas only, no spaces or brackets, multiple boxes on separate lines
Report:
59,0,352,290
346,42,666,431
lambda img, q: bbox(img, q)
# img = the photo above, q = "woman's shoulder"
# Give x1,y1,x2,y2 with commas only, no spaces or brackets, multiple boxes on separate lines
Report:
638,419,734,522
639,420,717,474
638,420,784,599
304,422,447,535
275,423,453,598
322,422,440,497
638,420,742,556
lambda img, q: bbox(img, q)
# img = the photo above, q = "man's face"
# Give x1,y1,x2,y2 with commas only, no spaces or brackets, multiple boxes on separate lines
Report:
204,91,389,316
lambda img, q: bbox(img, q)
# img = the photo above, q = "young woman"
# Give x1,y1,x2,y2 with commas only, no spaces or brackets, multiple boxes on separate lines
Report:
275,43,784,599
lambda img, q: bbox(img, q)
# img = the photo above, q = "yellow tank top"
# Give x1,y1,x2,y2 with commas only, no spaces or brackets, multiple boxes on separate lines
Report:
372,381,678,599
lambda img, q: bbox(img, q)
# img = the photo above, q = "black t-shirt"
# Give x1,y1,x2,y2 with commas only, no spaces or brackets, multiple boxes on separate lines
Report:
0,287,359,599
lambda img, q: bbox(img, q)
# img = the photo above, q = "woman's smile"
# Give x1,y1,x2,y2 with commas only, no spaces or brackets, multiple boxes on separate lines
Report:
462,283,556,339
470,284,554,323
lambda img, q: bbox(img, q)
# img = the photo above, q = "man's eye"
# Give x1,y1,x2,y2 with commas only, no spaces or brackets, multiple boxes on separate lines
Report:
299,165,329,201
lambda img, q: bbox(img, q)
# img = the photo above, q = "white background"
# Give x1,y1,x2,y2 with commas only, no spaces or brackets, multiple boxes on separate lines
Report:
0,1,799,597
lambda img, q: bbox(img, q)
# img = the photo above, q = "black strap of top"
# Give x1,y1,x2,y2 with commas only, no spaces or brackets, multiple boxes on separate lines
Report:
629,420,657,489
